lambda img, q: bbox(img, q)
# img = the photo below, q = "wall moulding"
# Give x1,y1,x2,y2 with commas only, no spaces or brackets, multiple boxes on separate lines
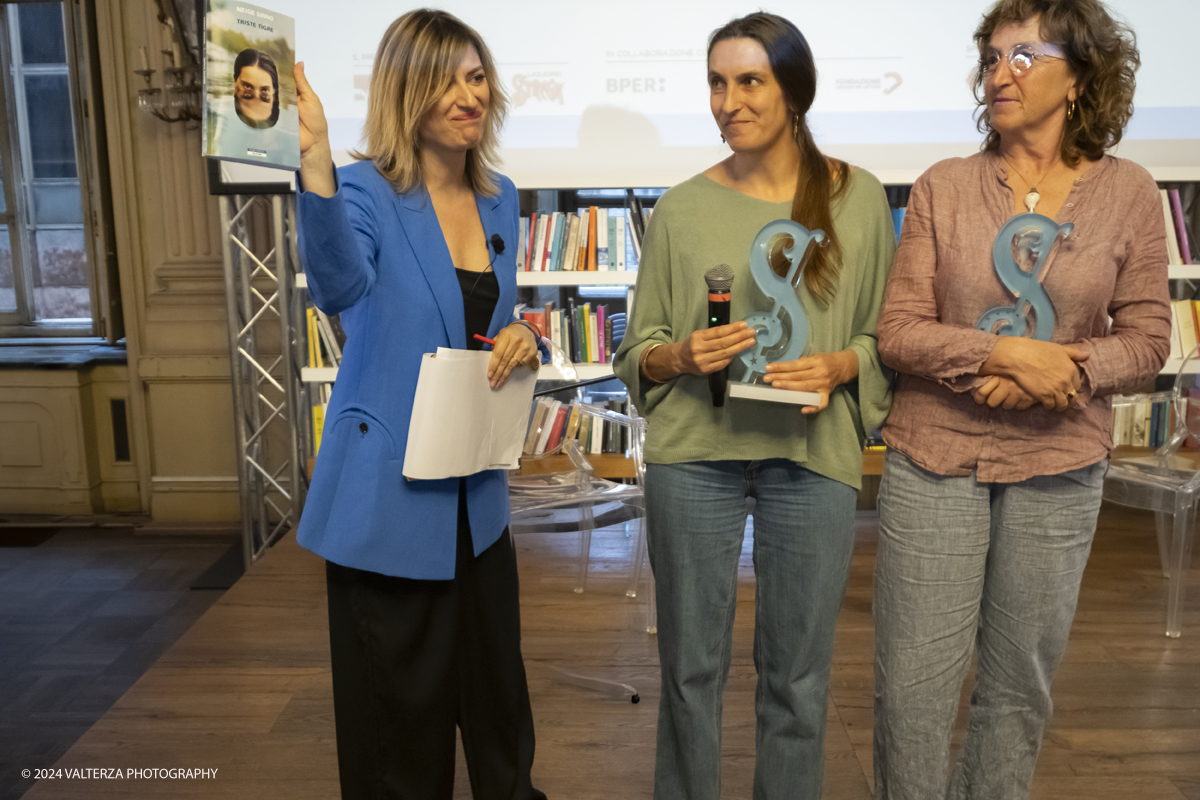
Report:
137,355,231,380
151,261,227,299
150,264,283,307
150,476,239,492
0,399,84,495
0,488,92,515
144,304,229,322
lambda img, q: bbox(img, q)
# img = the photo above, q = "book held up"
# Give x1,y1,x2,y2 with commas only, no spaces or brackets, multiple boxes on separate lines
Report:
202,0,300,170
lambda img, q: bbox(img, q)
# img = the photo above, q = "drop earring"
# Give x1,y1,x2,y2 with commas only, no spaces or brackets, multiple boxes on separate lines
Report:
1067,100,1075,120
793,114,799,138
720,134,725,144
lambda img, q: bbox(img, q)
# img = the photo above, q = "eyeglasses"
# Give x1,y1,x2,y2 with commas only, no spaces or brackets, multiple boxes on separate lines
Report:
981,42,1066,77
236,80,274,101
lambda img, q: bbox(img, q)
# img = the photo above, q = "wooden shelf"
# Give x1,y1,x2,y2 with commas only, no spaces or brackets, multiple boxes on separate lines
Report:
517,449,885,480
1110,446,1200,467
863,448,885,476
515,453,636,480
1168,265,1200,280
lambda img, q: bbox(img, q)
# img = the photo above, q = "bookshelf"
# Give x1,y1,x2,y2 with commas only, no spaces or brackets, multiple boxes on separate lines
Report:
512,192,653,382
1164,180,1199,380
294,180,1198,476
294,251,635,383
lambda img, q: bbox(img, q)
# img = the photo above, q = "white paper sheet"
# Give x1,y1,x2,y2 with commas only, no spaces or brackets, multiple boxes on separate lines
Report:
402,348,539,480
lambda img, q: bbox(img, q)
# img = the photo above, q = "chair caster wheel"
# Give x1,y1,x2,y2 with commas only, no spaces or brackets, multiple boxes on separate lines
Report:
631,693,640,704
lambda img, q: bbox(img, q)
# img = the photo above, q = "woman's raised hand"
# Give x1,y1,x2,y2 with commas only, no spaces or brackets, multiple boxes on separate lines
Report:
294,62,336,197
674,322,758,376
295,62,328,157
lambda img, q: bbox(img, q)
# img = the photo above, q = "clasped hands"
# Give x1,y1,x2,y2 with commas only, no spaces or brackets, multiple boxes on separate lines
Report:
974,337,1088,412
647,322,857,413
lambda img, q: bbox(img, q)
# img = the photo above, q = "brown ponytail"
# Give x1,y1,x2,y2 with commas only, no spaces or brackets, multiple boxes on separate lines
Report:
709,12,848,303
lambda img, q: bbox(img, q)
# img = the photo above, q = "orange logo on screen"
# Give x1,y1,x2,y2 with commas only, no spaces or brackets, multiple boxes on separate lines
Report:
512,74,564,107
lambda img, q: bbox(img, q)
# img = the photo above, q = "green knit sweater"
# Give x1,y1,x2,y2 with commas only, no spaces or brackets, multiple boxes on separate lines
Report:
613,170,896,490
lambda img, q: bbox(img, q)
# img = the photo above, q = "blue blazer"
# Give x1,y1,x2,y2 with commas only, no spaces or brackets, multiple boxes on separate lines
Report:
295,160,534,580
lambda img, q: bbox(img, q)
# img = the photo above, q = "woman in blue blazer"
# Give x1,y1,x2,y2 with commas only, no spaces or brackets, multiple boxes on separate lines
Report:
294,10,547,799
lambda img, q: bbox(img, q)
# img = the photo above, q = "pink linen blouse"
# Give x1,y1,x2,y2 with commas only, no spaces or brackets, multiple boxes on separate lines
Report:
877,152,1172,483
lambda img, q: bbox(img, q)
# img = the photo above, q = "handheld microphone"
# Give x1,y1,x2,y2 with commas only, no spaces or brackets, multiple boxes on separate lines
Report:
704,264,734,407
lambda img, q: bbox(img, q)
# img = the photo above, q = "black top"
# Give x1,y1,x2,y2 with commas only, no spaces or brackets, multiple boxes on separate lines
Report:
455,268,500,351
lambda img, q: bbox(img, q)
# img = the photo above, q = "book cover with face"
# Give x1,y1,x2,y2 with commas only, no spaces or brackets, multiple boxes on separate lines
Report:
203,0,300,170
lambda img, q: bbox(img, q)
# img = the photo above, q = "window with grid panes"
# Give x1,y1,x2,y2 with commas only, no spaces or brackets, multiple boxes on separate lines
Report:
0,1,96,331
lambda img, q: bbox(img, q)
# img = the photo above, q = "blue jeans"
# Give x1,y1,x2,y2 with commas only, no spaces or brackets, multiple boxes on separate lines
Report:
873,449,1106,800
645,460,858,800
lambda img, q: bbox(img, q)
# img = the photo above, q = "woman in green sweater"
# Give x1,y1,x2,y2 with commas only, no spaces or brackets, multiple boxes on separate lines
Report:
612,12,894,800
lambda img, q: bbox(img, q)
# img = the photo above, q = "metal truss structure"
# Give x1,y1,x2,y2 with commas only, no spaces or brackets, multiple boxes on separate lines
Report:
219,193,307,568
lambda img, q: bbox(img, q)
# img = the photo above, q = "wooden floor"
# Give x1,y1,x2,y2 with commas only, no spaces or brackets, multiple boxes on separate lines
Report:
0,529,237,800
22,505,1200,800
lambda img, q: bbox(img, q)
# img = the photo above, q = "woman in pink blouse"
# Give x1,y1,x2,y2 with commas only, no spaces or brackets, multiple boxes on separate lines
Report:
873,0,1171,797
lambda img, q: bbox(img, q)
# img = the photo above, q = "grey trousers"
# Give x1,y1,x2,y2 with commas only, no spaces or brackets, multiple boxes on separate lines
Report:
873,449,1106,800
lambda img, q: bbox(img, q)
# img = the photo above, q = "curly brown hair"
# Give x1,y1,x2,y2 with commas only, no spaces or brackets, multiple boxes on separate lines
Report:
972,0,1139,166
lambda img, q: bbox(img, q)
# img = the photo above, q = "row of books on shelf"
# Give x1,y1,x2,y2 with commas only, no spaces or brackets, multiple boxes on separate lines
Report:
306,306,344,369
306,307,346,457
311,384,330,457
517,192,652,272
521,302,626,365
1112,393,1173,448
1161,189,1195,266
1168,299,1200,360
523,398,631,457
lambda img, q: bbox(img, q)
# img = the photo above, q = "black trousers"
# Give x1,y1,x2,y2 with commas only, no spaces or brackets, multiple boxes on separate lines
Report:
325,482,546,799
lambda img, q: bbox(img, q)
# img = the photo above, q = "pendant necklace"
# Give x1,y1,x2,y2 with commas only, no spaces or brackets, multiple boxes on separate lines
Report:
1003,156,1061,213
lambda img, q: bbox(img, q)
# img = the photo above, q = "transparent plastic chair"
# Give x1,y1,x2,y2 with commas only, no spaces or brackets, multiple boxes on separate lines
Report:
509,399,656,703
1103,345,1200,637
509,337,655,633
510,403,653,620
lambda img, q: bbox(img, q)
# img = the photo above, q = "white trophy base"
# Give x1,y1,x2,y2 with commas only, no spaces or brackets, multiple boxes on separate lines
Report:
728,382,821,407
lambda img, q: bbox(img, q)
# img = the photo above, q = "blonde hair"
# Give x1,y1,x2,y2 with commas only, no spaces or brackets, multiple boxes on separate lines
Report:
354,9,508,196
